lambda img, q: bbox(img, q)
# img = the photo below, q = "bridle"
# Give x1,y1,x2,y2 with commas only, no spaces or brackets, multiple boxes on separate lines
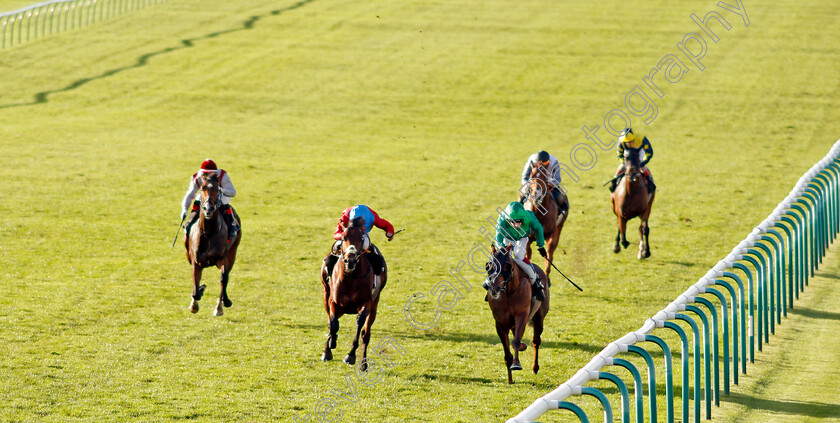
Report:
340,225,367,273
200,179,222,218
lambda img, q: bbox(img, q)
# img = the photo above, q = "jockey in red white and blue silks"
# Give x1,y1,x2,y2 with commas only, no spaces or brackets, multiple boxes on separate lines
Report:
180,159,239,240
326,205,394,287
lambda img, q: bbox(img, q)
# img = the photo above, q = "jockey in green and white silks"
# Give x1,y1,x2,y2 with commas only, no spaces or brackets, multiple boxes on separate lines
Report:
483,201,547,300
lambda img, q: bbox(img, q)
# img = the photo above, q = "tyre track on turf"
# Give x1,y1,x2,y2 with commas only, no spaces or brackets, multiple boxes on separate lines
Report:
0,0,314,109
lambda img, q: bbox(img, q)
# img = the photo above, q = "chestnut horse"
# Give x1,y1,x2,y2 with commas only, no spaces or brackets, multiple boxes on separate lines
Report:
185,172,241,315
524,164,568,276
320,218,387,370
611,153,655,259
485,244,549,384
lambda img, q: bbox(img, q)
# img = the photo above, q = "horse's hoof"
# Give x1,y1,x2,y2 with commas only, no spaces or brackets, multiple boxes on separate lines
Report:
612,245,621,254
189,300,199,313
322,351,333,361
223,298,233,308
214,307,224,316
621,241,630,249
645,250,651,258
343,355,356,365
510,362,523,371
518,343,527,352
533,365,540,374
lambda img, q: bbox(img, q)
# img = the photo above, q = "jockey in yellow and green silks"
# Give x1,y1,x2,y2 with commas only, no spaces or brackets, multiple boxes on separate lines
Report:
610,128,656,193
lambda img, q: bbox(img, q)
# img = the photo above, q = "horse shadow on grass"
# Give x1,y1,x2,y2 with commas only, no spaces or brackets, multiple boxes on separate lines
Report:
0,0,315,110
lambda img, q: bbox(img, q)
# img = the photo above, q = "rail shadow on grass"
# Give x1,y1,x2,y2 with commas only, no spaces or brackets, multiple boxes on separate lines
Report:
0,0,315,110
723,392,840,418
787,306,840,321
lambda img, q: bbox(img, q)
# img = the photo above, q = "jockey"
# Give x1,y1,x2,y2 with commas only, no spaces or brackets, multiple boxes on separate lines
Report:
325,205,394,289
610,127,656,193
180,159,239,241
519,150,568,215
482,201,546,301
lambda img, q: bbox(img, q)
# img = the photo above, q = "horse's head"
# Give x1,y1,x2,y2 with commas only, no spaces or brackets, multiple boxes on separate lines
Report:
484,244,514,300
623,153,643,183
340,217,366,272
199,173,222,219
526,164,551,204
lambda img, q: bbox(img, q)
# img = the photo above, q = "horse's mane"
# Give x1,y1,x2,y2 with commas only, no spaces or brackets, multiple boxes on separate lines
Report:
625,151,642,167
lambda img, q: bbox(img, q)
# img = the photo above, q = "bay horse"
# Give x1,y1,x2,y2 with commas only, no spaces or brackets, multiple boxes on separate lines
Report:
524,164,568,277
485,244,549,384
320,218,387,370
184,172,241,316
611,153,655,259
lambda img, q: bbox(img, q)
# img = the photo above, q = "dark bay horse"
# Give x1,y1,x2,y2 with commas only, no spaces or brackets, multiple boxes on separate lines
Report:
184,172,241,315
611,153,655,259
485,244,549,384
524,164,568,277
320,218,387,370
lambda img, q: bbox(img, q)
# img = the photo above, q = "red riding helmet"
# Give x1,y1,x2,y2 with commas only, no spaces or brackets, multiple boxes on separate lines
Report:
200,159,218,172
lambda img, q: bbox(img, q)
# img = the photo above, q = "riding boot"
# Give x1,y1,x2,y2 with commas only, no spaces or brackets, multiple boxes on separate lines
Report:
609,178,618,193
185,201,200,237
552,189,567,214
530,265,546,302
223,205,239,241
647,176,656,193
324,254,339,281
515,259,544,301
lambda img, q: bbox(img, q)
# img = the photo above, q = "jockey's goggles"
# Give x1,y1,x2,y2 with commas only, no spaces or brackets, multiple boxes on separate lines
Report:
537,160,550,166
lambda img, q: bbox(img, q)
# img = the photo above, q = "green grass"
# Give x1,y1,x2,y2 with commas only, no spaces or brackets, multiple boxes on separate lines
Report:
1,0,840,422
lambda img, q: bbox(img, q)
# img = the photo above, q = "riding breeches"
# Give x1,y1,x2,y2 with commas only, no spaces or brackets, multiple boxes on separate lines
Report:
503,238,537,283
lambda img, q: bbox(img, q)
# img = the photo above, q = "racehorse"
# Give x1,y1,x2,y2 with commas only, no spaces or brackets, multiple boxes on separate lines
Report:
524,163,568,276
485,244,549,384
611,153,655,259
185,172,241,315
320,218,387,370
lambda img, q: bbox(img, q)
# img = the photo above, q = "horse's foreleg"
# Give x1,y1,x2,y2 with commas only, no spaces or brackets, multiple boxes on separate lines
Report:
344,306,368,366
214,265,230,316
322,311,340,361
190,264,205,313
532,315,544,374
619,218,630,249
510,313,528,372
496,323,514,384
357,306,378,372
638,219,651,259
545,230,559,276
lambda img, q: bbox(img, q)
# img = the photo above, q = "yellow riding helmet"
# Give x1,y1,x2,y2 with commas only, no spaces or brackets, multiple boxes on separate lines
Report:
620,128,641,148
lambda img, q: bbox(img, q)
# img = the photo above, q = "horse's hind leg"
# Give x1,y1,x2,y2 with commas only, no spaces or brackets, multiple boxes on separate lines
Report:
190,264,206,313
344,306,368,366
322,312,340,361
495,323,514,384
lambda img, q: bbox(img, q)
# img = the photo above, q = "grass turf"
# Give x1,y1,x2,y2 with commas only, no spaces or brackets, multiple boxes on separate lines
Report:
1,0,840,421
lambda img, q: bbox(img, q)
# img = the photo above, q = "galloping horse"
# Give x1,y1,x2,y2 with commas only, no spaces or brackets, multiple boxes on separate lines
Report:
185,172,241,315
320,218,387,370
485,244,549,384
524,164,568,276
611,153,655,259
